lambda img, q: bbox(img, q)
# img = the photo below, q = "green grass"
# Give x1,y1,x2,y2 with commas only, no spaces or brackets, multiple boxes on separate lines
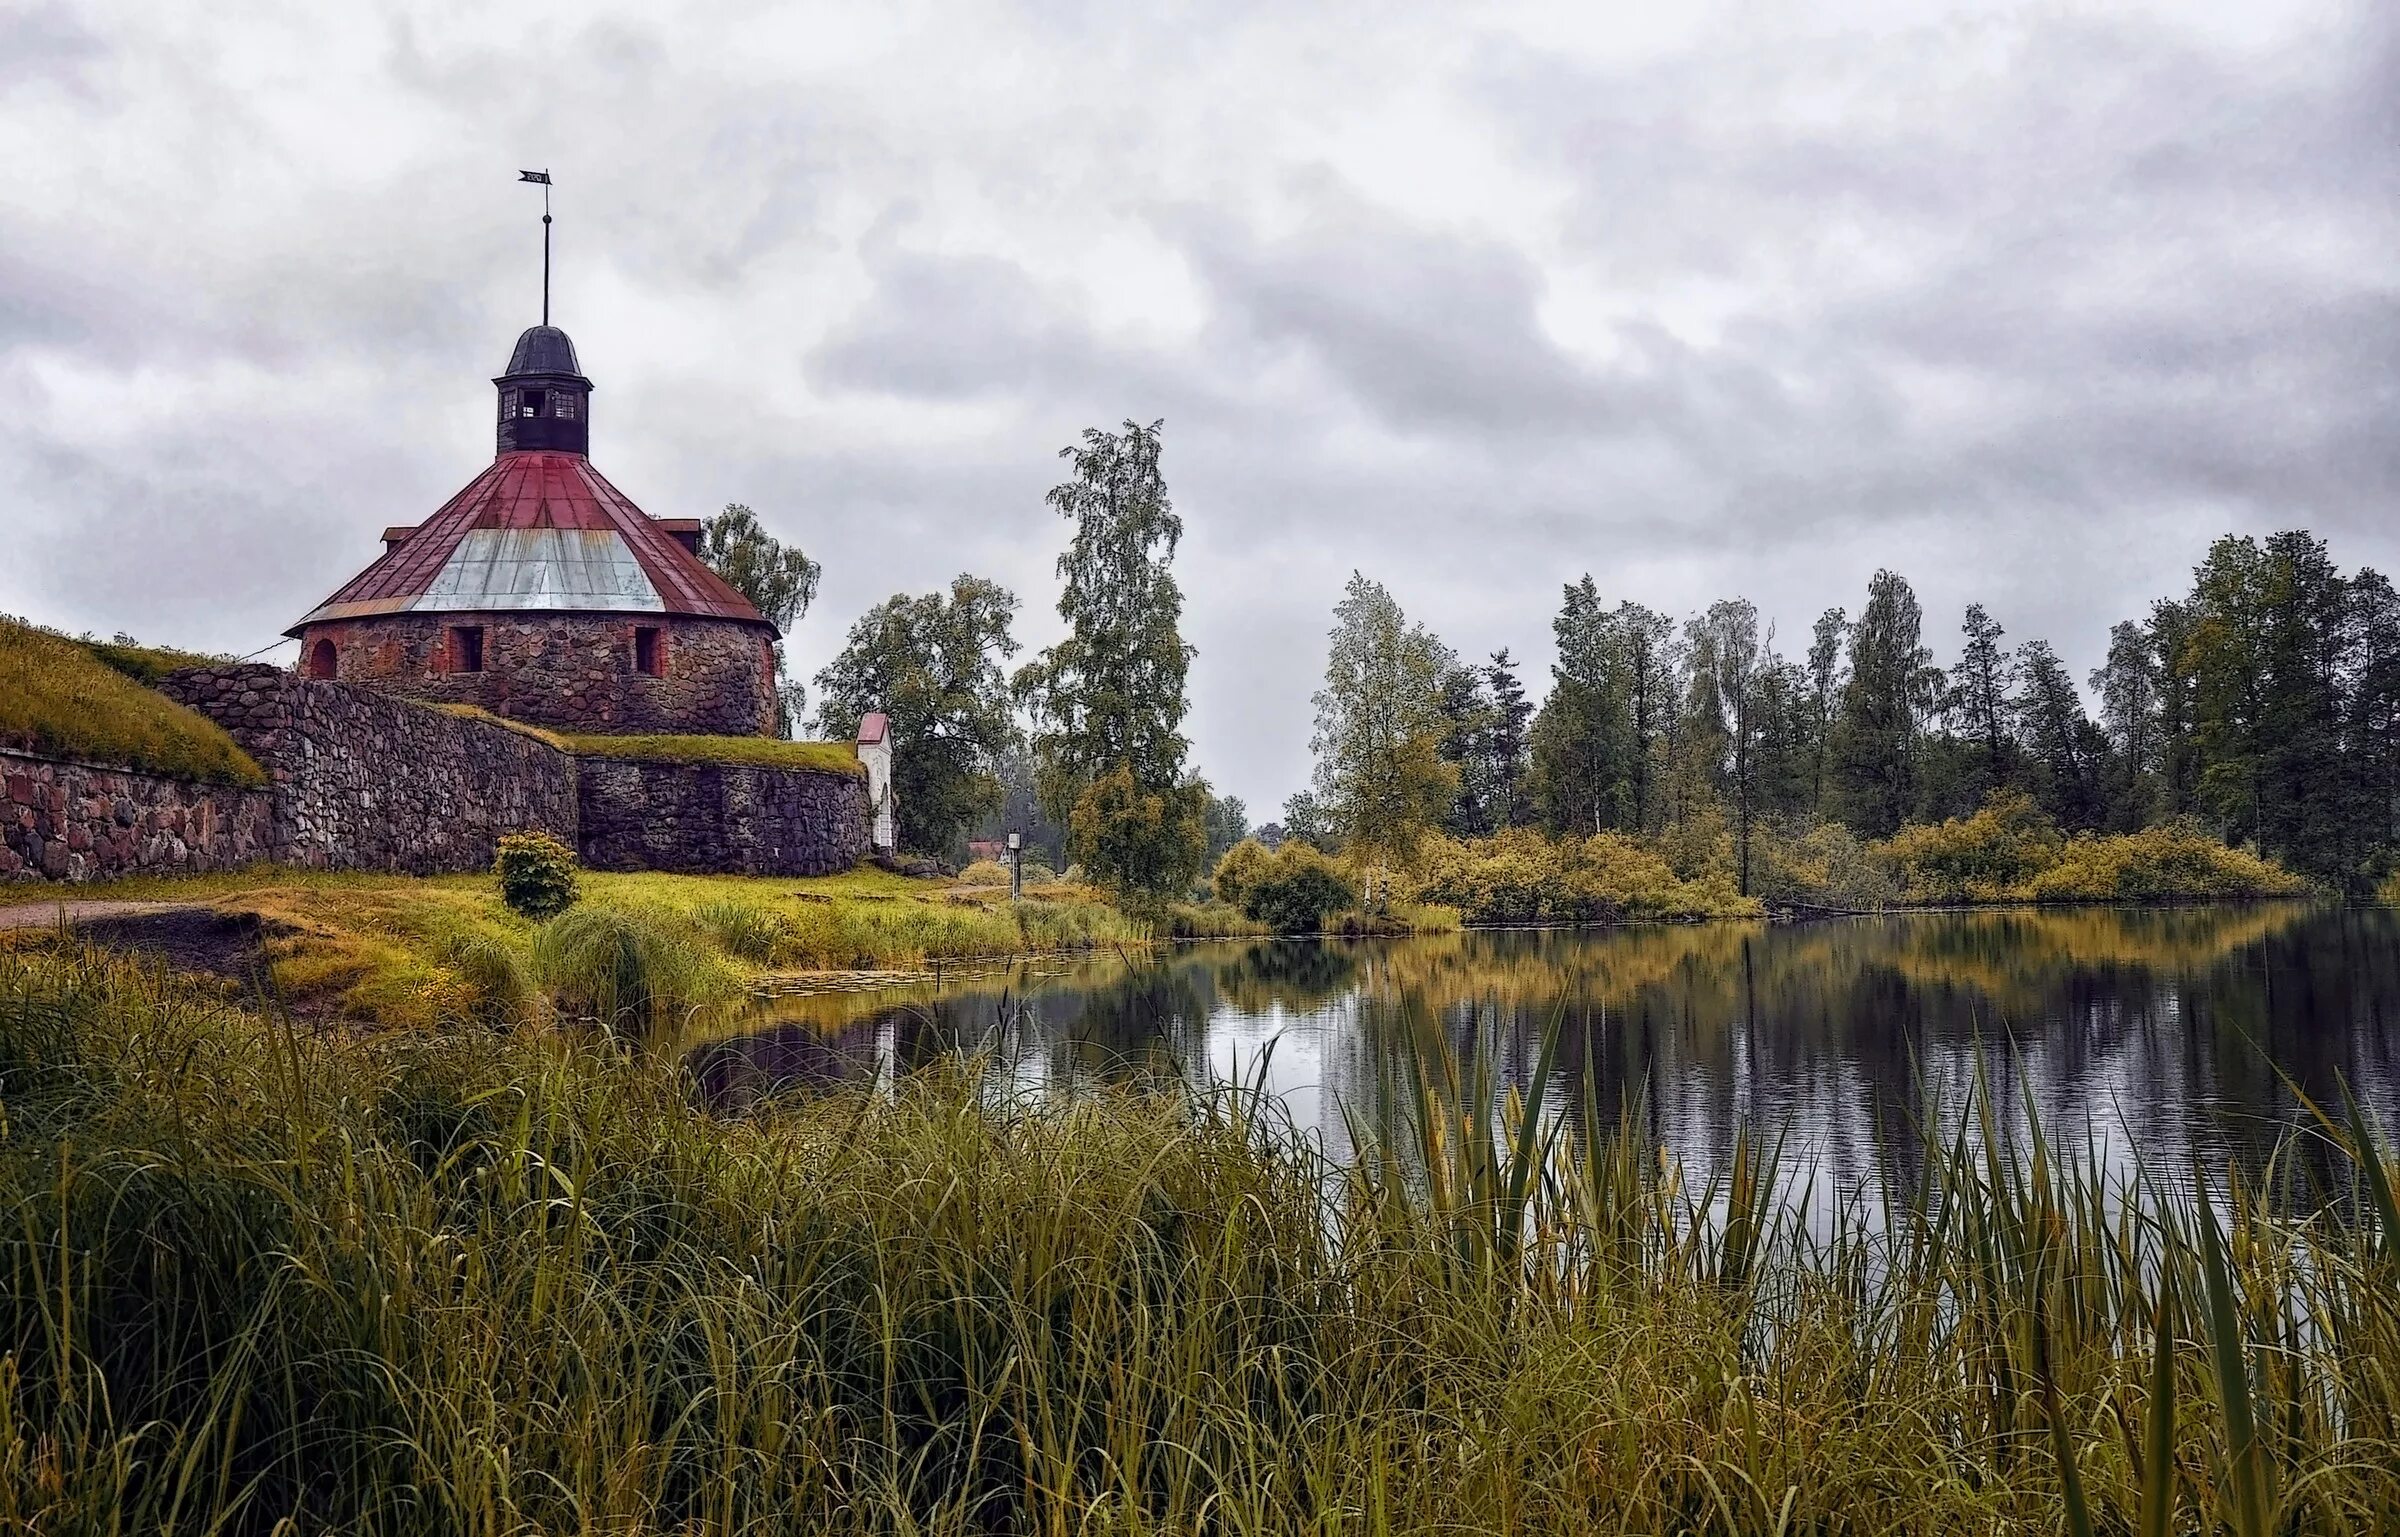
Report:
560,731,863,775
0,616,264,786
79,635,237,686
432,704,864,776
1,945,2396,1531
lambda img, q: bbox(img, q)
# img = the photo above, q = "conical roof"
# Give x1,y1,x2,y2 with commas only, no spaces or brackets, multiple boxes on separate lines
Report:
289,451,772,635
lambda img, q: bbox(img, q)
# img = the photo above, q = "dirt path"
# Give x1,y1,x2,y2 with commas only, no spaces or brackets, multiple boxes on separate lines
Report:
0,899,274,979
0,898,214,931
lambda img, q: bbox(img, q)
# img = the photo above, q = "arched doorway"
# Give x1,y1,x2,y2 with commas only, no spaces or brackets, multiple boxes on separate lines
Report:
306,638,338,679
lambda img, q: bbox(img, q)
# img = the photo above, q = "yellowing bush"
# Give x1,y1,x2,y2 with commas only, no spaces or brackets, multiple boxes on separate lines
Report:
1875,793,2306,904
1406,829,1758,925
2024,822,2308,901
1878,792,2062,904
1210,838,1275,910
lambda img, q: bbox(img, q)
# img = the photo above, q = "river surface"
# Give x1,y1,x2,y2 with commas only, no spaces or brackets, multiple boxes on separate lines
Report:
686,905,2400,1190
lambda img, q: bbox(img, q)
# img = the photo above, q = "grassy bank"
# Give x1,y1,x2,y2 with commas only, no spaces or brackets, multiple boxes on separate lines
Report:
0,615,261,784
10,866,1145,1029
2,946,2395,1532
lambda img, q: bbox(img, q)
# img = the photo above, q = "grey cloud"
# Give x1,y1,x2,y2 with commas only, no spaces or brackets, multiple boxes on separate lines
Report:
1176,202,1612,434
0,2,105,94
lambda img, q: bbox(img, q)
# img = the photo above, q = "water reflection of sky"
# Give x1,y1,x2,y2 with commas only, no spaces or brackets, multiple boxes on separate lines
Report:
686,906,2400,1194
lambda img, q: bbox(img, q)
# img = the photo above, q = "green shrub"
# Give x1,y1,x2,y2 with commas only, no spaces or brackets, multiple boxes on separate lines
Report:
1753,820,1903,910
494,832,581,920
1240,844,1360,934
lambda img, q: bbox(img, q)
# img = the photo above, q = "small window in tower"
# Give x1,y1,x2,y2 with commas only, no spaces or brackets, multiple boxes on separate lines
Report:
556,395,576,419
521,389,546,418
306,638,338,680
450,626,485,673
634,626,664,677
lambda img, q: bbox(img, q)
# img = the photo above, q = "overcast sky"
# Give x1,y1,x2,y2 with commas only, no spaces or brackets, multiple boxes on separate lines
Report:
3,1,2392,815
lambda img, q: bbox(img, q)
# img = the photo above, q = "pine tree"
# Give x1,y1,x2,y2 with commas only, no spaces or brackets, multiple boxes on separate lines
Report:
1829,571,1931,838
2090,619,2164,829
1953,603,2016,800
1483,649,1534,828
2012,638,2103,829
1806,608,1847,816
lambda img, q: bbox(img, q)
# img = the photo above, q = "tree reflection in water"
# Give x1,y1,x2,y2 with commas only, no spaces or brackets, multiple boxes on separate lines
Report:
688,905,2400,1195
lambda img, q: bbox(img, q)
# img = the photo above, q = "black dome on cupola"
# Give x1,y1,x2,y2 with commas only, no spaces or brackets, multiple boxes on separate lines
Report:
505,324,582,377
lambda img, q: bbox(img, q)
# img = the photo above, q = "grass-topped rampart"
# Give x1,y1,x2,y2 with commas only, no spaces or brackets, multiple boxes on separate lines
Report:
0,616,263,786
430,704,861,776
1,944,2395,1531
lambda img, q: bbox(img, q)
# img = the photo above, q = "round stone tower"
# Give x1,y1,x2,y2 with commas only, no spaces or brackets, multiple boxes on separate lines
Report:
287,323,780,737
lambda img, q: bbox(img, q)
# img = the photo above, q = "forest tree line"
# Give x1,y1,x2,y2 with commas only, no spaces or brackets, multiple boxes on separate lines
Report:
1298,529,2400,895
701,421,2389,900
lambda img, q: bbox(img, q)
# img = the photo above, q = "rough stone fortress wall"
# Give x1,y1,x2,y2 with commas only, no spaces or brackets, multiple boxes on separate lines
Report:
578,757,869,876
302,614,777,737
164,665,580,874
2,749,274,883
121,664,870,881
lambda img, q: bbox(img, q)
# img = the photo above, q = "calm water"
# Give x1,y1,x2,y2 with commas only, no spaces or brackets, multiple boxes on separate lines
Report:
686,905,2400,1189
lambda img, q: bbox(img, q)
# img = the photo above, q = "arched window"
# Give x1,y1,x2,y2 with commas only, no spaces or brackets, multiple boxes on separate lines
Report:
306,638,338,679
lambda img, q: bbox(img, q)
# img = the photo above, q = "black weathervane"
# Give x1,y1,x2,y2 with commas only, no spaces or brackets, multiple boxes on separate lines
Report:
520,169,554,325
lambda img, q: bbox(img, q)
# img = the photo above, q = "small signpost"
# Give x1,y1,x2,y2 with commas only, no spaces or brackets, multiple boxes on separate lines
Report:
1008,831,1023,902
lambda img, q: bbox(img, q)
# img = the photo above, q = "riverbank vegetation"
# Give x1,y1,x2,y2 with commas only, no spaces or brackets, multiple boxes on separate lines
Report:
6,864,1145,1030
4,944,2396,1532
1218,792,2301,928
0,614,261,785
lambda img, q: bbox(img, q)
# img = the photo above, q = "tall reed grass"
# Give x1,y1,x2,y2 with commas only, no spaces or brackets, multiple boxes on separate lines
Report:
1,945,2394,1532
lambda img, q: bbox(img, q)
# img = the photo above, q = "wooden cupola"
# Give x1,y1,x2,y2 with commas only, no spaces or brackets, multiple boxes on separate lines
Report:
494,325,593,456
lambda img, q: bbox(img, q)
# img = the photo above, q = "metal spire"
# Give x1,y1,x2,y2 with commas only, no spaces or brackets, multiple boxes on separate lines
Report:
518,169,554,324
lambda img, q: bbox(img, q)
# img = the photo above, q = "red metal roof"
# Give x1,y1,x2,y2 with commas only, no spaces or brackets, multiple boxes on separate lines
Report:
290,451,771,635
857,712,890,744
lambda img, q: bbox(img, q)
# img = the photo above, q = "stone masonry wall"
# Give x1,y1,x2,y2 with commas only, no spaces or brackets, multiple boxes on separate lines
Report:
164,665,576,875
577,756,869,876
296,613,777,737
1,749,273,883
